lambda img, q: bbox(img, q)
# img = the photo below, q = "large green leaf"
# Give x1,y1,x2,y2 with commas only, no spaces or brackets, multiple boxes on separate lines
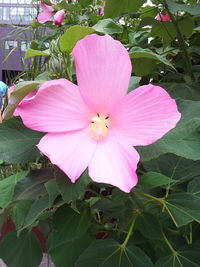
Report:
166,0,200,16
164,193,200,227
155,241,200,267
104,0,145,18
24,48,50,60
76,239,154,267
0,230,42,267
93,19,123,34
47,204,92,267
0,117,44,163
60,25,95,53
143,154,200,184
0,171,28,208
138,172,176,189
3,81,43,119
158,82,200,101
137,99,200,161
13,169,54,201
55,169,89,203
129,47,174,69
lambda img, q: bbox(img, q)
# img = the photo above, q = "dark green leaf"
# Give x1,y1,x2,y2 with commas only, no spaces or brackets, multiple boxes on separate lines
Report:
55,169,89,203
104,0,145,18
0,231,42,267
139,172,176,189
166,0,200,16
45,179,60,206
13,169,54,201
0,117,44,163
76,239,154,267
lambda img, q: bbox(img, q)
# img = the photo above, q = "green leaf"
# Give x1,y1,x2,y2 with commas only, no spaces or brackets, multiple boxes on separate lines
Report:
135,212,163,240
187,178,200,199
45,179,60,206
60,25,95,53
55,169,89,203
0,230,42,267
11,200,33,231
93,18,123,34
104,0,145,18
151,17,194,47
22,195,50,230
156,241,200,267
164,193,200,227
13,169,54,201
24,48,50,60
159,82,200,101
139,172,176,189
3,81,43,119
128,76,141,93
132,58,157,76
129,47,174,69
47,204,91,267
166,0,200,16
143,154,200,184
76,239,154,266
0,171,28,208
0,117,44,163
137,99,200,161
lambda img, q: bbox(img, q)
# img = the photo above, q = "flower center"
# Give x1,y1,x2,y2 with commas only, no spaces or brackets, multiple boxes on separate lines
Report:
90,114,109,141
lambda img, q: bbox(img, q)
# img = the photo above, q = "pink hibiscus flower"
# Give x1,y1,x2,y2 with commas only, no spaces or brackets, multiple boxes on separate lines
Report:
16,34,180,192
155,12,171,21
37,2,65,26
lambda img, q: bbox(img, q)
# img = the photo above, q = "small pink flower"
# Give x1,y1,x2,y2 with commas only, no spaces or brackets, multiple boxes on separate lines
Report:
37,2,65,25
96,1,105,16
53,9,65,26
17,34,180,192
155,12,171,21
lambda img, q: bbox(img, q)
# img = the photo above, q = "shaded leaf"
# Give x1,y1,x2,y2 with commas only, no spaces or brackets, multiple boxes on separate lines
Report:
0,230,42,267
139,172,176,189
93,18,123,34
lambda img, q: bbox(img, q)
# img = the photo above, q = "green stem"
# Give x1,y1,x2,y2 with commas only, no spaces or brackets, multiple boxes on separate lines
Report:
163,233,177,255
162,0,195,80
120,218,135,249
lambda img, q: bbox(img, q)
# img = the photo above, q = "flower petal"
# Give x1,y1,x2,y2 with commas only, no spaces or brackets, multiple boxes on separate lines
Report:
37,11,53,24
37,128,97,183
14,90,37,117
40,2,54,13
110,84,181,146
53,10,65,26
17,79,93,132
89,130,139,192
73,34,132,114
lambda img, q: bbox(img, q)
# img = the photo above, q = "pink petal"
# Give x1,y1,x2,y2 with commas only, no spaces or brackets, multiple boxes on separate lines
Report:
89,130,139,192
110,84,181,146
40,2,54,13
37,11,53,24
155,12,171,21
17,79,93,133
53,10,65,26
73,34,132,114
14,90,37,117
37,128,97,183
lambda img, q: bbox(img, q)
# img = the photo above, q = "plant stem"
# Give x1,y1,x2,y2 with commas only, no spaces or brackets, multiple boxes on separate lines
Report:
163,233,177,255
162,0,195,80
120,218,135,249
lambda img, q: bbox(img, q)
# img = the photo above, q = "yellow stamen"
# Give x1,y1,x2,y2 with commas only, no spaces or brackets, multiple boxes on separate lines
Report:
90,115,109,141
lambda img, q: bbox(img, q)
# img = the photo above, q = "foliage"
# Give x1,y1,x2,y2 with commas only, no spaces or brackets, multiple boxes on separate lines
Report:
0,0,200,266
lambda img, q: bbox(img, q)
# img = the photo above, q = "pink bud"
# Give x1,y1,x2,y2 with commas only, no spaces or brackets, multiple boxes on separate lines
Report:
155,12,171,22
53,10,65,26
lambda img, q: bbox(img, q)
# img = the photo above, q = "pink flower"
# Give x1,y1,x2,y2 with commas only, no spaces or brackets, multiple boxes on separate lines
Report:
16,34,180,192
155,12,171,21
96,1,105,16
37,2,65,25
53,9,65,26
8,84,37,116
